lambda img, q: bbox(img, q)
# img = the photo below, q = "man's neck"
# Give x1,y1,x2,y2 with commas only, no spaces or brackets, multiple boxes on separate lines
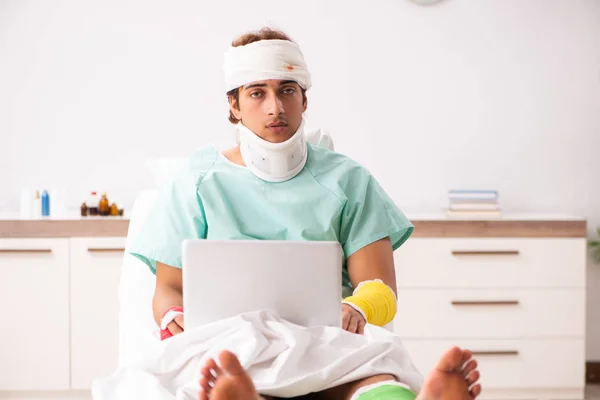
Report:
222,146,246,167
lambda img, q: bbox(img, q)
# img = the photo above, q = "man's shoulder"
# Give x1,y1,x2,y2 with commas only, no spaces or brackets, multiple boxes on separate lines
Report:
307,143,372,179
306,144,376,200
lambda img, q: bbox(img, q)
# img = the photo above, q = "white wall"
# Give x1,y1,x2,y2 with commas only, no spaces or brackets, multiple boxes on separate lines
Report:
1,0,599,358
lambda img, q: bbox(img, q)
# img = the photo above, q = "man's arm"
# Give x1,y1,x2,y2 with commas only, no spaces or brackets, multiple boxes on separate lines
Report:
345,236,397,297
153,261,184,334
341,237,398,333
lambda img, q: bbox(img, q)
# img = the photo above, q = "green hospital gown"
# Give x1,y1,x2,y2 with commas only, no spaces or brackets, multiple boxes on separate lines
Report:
129,143,414,298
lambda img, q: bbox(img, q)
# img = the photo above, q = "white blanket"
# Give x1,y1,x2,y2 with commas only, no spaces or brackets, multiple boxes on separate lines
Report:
93,310,423,399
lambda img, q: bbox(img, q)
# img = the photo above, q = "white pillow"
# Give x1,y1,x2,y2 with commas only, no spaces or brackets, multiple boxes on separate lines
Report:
306,128,335,151
147,158,188,189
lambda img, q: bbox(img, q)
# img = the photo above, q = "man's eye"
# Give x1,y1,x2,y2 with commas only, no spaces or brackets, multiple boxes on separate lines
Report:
250,92,263,98
283,88,296,94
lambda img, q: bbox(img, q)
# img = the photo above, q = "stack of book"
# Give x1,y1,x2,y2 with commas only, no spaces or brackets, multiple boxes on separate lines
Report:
446,190,501,217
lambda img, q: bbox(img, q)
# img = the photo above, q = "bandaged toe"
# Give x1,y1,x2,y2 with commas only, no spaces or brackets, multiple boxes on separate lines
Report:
342,279,397,327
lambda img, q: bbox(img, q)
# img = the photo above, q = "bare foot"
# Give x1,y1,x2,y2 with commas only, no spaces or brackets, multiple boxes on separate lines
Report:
198,350,260,400
417,346,482,400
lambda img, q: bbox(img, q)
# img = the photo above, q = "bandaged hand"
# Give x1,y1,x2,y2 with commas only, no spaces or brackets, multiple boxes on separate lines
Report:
342,303,366,334
342,279,397,328
160,306,185,340
168,315,185,335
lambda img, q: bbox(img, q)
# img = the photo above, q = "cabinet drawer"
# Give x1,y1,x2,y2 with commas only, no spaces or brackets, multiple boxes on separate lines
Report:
0,238,70,390
70,237,125,390
402,339,585,389
395,289,585,339
395,238,586,288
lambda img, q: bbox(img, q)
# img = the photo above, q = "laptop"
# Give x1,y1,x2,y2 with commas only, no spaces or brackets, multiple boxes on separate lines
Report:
181,239,343,330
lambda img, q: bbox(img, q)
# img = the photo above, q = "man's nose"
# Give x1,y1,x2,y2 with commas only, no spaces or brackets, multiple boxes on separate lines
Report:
266,94,285,116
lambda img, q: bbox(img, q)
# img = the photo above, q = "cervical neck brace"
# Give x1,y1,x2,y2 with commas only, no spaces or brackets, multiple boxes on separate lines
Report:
237,118,308,183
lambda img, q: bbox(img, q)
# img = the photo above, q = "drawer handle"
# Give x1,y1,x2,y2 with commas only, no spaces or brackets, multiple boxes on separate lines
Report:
472,350,519,356
451,300,520,306
0,249,53,254
452,250,520,256
87,248,126,253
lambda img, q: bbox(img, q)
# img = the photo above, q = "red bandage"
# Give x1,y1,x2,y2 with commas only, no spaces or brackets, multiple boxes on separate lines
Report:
160,328,173,340
160,306,184,341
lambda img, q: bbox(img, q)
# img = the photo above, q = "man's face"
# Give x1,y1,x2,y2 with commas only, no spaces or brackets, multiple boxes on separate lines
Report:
229,79,307,143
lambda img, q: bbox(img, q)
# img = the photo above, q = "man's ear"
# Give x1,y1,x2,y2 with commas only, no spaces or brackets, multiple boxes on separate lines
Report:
228,96,242,120
302,93,308,112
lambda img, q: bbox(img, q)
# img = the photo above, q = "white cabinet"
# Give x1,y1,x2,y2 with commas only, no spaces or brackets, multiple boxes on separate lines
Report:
393,237,587,400
70,237,125,390
0,236,124,396
395,238,586,288
0,239,70,391
395,288,586,339
402,338,585,390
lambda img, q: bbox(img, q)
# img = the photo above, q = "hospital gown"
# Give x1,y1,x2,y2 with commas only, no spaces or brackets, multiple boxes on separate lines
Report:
129,143,414,298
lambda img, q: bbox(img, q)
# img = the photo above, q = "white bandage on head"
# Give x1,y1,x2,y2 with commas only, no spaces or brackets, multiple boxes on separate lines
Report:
223,39,312,92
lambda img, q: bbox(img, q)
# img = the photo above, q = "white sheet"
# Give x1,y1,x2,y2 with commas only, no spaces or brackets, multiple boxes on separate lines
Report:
94,310,423,399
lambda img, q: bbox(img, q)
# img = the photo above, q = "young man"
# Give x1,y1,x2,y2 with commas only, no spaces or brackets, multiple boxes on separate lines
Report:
127,28,482,400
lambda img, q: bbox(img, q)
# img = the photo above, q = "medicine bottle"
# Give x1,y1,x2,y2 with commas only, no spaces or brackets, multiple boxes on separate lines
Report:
99,193,110,216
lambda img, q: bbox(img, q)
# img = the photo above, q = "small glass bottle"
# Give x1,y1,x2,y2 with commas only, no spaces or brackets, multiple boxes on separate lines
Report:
110,203,119,216
80,203,88,217
99,193,110,216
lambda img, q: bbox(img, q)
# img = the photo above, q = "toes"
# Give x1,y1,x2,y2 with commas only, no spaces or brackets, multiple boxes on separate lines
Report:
201,357,224,387
199,376,212,393
470,383,482,398
466,370,480,386
205,358,221,377
435,346,464,372
199,386,208,400
461,349,473,366
218,350,246,377
462,359,478,377
200,366,215,384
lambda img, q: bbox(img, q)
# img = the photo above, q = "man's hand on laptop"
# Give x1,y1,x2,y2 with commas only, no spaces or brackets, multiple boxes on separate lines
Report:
341,303,366,334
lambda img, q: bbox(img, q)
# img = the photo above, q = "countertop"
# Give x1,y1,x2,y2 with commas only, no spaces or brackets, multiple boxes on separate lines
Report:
0,212,587,238
0,214,130,238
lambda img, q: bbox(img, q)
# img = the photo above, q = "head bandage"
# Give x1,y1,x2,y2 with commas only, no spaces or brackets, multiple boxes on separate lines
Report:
223,39,312,92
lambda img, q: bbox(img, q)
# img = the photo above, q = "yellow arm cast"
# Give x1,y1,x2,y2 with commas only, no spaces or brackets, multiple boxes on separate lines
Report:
342,279,397,327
